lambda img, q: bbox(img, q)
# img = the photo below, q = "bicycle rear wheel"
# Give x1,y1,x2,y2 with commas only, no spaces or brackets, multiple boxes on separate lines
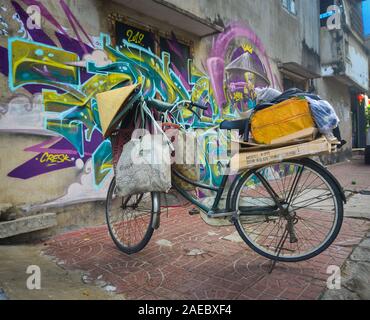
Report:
232,159,343,262
106,178,157,254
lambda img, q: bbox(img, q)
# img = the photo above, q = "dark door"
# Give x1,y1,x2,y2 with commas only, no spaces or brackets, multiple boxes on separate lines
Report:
351,93,367,148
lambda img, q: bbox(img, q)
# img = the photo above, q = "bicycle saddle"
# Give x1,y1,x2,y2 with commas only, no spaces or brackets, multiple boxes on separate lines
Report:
220,118,250,141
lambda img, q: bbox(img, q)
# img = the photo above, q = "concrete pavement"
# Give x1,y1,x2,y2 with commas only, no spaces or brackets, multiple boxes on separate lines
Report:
0,244,124,300
321,231,370,300
1,158,370,300
321,157,370,300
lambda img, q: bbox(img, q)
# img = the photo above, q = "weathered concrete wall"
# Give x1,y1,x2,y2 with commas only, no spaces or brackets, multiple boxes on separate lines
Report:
0,0,108,209
0,134,78,205
0,0,351,235
0,0,193,208
320,29,342,67
0,0,104,216
165,0,321,74
320,0,369,92
316,77,352,157
345,35,369,91
0,0,289,211
366,38,370,52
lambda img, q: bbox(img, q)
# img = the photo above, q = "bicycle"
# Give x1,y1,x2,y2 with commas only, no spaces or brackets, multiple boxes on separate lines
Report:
105,90,346,262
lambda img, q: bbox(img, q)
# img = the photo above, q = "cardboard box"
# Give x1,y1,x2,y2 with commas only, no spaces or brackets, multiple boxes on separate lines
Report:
231,136,337,172
231,127,318,151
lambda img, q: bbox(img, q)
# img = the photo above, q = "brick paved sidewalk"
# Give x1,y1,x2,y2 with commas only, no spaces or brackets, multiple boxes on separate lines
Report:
328,158,370,192
43,205,370,300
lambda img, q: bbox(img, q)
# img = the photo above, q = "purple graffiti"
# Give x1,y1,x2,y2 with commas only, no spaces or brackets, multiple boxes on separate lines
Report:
207,57,226,107
22,84,66,95
55,32,94,59
0,47,8,76
21,0,95,54
8,138,79,180
8,130,104,180
171,64,191,91
55,32,95,83
12,0,55,46
21,0,68,35
60,0,94,52
207,22,276,108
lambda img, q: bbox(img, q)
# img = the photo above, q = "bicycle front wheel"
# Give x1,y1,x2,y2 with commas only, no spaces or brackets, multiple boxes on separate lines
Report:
232,159,343,262
106,178,156,254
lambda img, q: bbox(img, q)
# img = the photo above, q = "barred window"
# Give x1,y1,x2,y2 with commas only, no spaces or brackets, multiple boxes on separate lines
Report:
282,0,297,15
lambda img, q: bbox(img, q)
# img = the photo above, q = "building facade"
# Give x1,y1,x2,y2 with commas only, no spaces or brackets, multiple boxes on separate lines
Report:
319,0,369,150
0,0,369,231
363,0,370,145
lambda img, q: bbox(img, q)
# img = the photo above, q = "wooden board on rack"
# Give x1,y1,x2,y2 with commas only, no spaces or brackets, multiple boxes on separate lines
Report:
231,136,337,172
232,127,318,152
237,138,314,152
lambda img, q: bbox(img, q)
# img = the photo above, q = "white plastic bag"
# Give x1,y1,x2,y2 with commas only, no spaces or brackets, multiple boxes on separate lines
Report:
115,101,173,198
255,87,282,104
305,97,340,134
115,132,172,197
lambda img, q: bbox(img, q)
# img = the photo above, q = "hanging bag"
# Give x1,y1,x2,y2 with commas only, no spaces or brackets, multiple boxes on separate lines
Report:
115,101,173,197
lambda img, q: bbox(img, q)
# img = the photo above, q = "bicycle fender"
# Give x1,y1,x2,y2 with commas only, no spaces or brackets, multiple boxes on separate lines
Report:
151,192,161,229
226,171,250,212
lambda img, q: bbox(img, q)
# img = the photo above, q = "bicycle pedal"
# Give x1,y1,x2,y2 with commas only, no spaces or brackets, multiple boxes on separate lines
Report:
189,208,200,216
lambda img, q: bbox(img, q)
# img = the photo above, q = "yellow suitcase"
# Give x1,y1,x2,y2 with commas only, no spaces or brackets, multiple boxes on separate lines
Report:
251,97,315,145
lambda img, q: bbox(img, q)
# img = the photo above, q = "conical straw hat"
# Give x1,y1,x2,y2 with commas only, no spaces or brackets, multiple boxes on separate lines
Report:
96,84,140,138
225,52,270,86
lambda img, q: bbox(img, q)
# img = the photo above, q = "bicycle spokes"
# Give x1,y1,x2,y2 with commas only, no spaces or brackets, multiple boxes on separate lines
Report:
234,160,342,262
106,179,155,254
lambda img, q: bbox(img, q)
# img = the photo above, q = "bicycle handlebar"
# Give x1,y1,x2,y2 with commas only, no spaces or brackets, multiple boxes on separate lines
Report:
146,98,207,112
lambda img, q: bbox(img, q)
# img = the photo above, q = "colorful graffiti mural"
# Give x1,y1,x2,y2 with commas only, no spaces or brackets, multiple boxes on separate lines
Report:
0,0,280,206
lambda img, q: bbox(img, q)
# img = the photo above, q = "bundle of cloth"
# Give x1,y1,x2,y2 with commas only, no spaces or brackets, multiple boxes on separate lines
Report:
255,87,346,148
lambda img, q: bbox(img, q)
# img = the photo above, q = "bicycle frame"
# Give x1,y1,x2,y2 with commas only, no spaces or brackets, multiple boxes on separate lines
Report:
162,102,280,218
171,166,285,219
143,97,347,219
171,167,232,215
106,94,346,262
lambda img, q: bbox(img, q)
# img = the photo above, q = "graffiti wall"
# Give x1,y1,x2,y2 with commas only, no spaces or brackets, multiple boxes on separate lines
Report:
0,0,280,208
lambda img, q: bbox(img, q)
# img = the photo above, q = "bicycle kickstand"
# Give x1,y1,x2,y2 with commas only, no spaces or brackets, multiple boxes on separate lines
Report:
268,228,289,274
